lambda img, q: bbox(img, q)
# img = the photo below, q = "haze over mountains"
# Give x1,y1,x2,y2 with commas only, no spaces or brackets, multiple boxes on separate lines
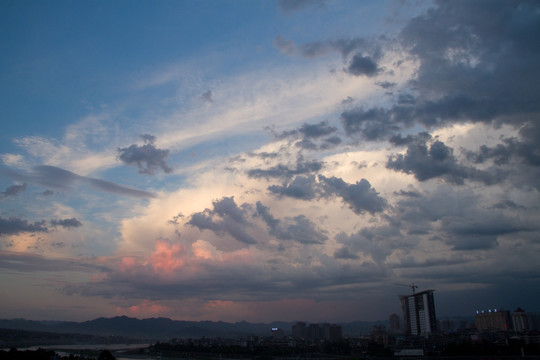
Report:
0,316,389,341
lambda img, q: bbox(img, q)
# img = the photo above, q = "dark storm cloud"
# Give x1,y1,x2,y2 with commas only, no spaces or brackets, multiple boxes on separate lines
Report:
50,218,83,229
1,183,27,198
0,216,48,235
255,201,327,244
399,0,540,126
318,175,387,214
334,0,540,154
0,165,156,198
188,196,257,245
118,134,173,175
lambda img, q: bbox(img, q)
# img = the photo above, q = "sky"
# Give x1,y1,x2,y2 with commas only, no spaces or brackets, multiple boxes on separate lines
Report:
1,0,540,324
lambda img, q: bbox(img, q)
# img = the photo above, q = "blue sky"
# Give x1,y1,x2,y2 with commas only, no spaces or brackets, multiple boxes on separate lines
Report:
1,0,540,323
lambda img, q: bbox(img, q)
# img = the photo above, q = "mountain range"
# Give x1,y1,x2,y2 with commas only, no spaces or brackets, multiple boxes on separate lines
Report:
0,316,386,341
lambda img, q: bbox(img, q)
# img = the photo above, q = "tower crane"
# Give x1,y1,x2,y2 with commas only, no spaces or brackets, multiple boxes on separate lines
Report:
395,282,418,295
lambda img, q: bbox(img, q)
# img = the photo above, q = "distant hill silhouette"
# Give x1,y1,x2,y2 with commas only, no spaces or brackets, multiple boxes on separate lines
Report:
0,316,386,340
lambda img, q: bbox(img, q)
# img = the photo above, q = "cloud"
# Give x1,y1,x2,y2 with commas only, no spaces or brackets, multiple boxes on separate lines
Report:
1,183,27,199
0,216,48,235
188,197,257,245
335,226,400,263
397,0,540,128
247,157,324,180
318,175,387,214
341,107,401,141
268,175,320,200
256,202,327,244
386,133,505,185
267,120,342,151
277,0,328,13
0,250,105,273
1,165,156,198
200,90,214,103
266,173,387,215
273,35,296,55
118,135,173,175
274,35,373,61
345,54,380,77
50,218,83,229
334,247,359,260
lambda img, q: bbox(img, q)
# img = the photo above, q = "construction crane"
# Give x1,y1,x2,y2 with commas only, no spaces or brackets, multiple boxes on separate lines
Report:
395,282,418,295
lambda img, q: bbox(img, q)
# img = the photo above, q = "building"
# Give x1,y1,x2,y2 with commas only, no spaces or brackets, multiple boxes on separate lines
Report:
475,309,511,331
271,327,285,339
292,321,307,339
400,289,437,336
389,313,401,333
321,323,342,341
512,307,533,332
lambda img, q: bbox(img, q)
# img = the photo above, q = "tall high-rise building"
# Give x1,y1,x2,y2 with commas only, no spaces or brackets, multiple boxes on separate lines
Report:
400,290,437,336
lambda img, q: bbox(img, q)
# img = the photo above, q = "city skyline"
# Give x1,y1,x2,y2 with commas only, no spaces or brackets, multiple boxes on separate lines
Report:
1,0,540,323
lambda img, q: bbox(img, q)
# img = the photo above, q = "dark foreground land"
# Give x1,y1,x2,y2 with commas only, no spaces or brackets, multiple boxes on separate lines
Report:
2,342,540,360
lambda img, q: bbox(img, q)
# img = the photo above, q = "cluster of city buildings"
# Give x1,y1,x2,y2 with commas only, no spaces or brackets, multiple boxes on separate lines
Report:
153,289,539,357
289,322,342,342
475,307,540,332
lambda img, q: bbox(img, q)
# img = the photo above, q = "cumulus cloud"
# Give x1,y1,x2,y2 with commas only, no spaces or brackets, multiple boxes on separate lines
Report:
318,175,387,214
386,133,506,185
118,134,173,175
188,197,257,245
